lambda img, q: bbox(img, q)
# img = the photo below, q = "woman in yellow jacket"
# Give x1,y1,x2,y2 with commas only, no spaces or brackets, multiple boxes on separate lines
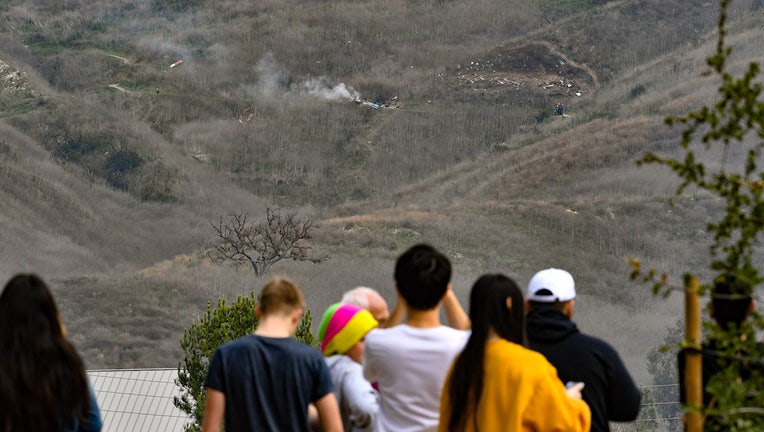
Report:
439,274,591,432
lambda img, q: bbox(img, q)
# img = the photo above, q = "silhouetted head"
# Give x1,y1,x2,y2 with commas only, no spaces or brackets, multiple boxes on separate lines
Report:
469,273,526,345
0,273,63,348
341,286,390,325
0,274,91,431
526,268,577,317
444,273,526,432
258,276,305,316
394,244,451,311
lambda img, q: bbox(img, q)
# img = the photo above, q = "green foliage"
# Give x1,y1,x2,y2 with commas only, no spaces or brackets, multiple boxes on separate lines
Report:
132,160,179,203
634,0,764,429
52,135,100,164
152,0,203,13
25,40,63,53
0,140,15,160
629,84,646,99
105,149,141,190
704,364,764,431
174,294,316,432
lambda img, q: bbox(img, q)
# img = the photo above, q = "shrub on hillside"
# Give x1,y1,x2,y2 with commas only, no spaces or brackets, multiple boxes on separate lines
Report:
131,159,179,203
104,148,141,190
174,293,315,432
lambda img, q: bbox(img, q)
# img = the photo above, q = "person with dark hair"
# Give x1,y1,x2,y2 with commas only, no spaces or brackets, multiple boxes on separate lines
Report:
363,243,470,432
202,276,342,432
678,277,764,430
525,268,641,432
0,273,102,432
439,274,590,431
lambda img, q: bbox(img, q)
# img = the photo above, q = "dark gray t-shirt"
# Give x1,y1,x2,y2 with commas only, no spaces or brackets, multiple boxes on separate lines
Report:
205,334,334,431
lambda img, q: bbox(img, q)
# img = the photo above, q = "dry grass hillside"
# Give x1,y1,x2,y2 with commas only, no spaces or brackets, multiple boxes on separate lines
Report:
1,1,764,412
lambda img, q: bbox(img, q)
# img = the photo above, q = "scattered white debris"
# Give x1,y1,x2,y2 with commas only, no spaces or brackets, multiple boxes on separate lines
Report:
0,59,36,98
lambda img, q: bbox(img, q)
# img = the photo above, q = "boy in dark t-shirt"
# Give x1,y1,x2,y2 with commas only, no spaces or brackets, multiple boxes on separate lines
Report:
202,277,342,432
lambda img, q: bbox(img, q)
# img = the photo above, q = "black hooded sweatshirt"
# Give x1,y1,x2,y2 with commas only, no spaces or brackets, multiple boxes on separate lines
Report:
527,306,642,432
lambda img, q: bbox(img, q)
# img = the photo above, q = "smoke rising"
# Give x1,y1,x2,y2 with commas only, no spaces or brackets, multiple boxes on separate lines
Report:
246,51,360,103
295,77,360,101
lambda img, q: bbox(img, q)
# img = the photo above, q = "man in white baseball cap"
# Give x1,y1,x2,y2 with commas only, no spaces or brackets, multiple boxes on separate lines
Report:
525,268,641,432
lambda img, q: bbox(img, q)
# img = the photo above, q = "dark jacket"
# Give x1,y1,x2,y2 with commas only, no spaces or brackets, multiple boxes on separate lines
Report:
527,306,642,432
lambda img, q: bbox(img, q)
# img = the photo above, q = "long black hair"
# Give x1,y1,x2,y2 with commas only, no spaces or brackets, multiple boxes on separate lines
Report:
0,274,91,432
445,273,527,432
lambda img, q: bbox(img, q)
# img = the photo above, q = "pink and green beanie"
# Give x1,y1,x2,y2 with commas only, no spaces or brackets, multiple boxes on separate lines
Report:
319,303,378,356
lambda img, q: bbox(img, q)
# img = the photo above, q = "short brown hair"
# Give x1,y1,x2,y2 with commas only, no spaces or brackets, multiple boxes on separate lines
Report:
258,276,305,316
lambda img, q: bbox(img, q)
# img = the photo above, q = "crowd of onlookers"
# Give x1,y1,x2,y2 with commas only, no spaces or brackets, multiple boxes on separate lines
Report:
199,243,640,432
1,242,759,431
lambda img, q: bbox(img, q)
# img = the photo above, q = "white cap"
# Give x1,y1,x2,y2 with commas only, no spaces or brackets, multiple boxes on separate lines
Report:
527,268,576,303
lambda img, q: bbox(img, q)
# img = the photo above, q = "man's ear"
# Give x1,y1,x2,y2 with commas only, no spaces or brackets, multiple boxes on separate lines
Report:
255,305,263,320
564,300,575,318
524,300,531,313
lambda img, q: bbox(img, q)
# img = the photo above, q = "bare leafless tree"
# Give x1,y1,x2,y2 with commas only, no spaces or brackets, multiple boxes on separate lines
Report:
210,208,327,276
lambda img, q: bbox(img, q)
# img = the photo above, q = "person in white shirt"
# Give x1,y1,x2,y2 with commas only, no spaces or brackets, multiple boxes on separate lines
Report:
363,244,470,432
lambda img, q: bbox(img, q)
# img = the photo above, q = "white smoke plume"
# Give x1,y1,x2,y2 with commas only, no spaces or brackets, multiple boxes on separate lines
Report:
255,51,288,99
294,77,360,101
246,52,360,103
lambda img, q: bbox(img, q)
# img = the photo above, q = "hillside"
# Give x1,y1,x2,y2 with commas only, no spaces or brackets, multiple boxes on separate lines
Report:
1,0,763,403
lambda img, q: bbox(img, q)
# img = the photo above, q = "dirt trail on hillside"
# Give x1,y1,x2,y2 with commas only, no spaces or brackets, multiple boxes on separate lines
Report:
108,84,131,93
104,53,131,64
496,0,642,90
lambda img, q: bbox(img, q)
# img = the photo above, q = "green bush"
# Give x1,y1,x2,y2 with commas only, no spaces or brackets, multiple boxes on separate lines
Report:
104,149,141,190
132,160,179,203
629,84,646,99
174,294,315,432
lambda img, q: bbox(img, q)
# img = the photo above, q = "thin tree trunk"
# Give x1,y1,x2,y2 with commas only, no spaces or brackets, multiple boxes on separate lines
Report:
685,276,703,432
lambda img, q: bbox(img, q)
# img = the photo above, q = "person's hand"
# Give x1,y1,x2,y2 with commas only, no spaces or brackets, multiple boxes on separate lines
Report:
380,289,407,328
565,382,585,399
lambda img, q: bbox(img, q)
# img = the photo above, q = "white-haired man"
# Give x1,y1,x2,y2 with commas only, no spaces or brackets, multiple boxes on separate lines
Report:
341,286,390,327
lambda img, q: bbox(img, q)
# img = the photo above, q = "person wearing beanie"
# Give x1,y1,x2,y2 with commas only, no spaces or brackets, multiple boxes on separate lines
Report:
320,303,380,432
525,268,641,432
